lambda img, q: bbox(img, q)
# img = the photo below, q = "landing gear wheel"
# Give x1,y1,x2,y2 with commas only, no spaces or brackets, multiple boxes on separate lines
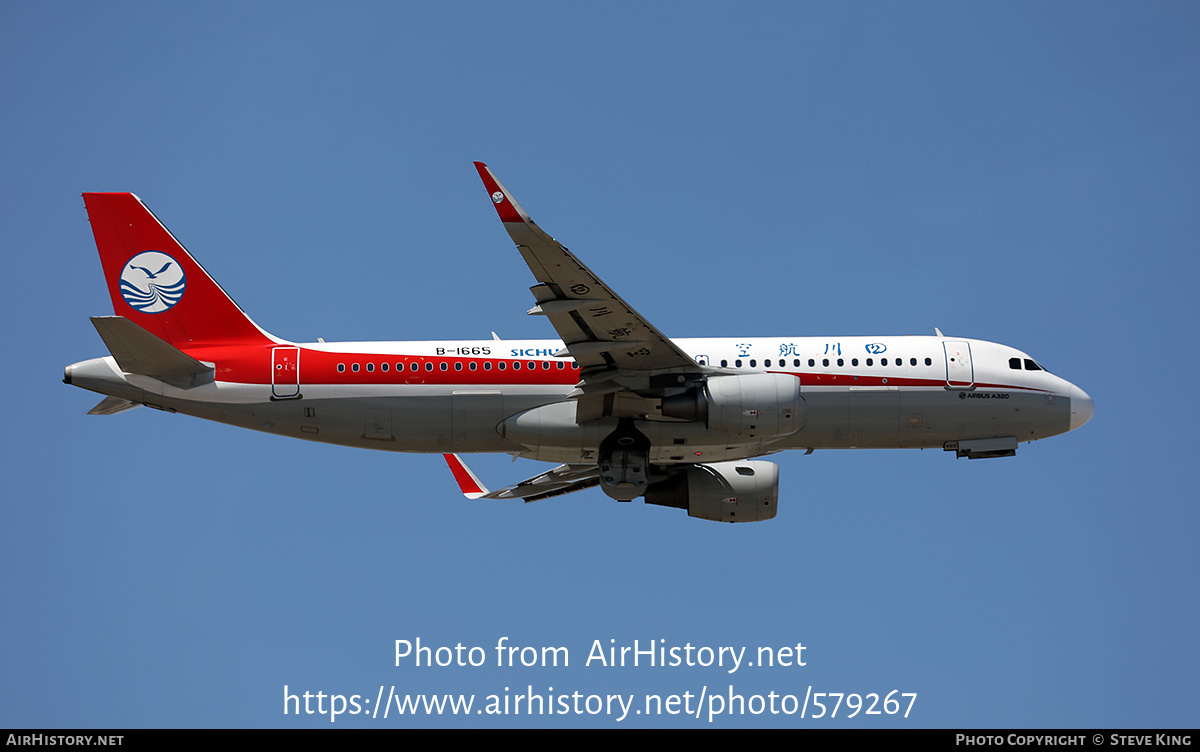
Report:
597,419,651,502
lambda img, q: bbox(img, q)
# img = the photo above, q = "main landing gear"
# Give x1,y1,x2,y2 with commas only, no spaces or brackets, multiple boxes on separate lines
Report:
598,419,651,502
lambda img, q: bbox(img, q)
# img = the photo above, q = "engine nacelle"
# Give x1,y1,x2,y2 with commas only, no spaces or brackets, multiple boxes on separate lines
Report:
661,373,803,439
644,460,779,523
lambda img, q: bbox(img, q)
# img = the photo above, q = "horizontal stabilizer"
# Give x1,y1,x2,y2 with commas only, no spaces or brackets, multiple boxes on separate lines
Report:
90,316,214,389
87,395,141,415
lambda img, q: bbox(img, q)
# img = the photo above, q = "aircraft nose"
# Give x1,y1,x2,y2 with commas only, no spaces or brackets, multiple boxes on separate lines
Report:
1069,385,1094,431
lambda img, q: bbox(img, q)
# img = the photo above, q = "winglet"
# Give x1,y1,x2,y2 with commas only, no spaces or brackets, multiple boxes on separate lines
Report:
443,453,490,499
473,162,530,224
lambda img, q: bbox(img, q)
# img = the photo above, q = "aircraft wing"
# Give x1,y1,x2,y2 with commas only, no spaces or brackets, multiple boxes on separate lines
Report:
444,454,599,503
474,162,700,376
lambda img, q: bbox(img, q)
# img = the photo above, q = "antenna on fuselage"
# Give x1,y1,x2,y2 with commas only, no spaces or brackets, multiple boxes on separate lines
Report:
934,327,944,337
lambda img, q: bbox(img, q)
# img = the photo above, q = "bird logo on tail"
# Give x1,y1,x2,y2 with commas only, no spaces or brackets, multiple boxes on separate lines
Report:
119,251,186,313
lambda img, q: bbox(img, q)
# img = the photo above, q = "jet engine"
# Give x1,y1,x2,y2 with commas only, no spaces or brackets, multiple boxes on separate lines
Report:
644,459,779,523
660,373,804,439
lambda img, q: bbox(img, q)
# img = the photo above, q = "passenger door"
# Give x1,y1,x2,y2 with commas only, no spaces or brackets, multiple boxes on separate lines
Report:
271,347,300,399
943,341,974,389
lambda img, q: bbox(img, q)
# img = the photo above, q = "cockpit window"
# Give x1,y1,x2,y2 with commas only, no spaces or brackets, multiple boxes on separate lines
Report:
1009,357,1022,370
1024,359,1043,372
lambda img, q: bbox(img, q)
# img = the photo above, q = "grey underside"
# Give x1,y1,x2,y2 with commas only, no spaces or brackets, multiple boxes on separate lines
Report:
124,386,1071,462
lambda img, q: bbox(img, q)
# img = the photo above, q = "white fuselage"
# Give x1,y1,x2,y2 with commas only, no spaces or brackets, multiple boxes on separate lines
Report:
65,334,1092,465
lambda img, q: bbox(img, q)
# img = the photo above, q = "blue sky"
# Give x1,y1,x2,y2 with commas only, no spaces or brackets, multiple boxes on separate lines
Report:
2,1,1197,728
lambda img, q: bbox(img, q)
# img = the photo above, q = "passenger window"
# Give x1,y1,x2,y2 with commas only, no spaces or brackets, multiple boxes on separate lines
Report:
794,359,801,367
556,361,564,369
337,363,345,373
852,358,859,366
440,363,448,371
352,363,360,372
469,362,477,371
925,357,932,366
822,359,829,367
808,359,815,367
881,358,887,366
750,359,757,367
735,359,743,368
513,362,521,370
764,359,772,367
910,358,916,366
366,363,374,372
425,362,433,371
866,358,873,366
483,362,491,371
527,361,535,370
454,362,463,371
498,362,506,371
721,359,728,367
542,362,550,370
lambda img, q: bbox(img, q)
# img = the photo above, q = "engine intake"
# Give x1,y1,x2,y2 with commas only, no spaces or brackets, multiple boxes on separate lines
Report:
645,460,779,523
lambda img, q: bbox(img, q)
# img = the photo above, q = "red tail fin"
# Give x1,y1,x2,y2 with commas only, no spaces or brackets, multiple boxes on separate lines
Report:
83,193,274,347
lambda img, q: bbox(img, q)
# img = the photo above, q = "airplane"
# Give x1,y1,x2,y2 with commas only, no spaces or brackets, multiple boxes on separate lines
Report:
64,163,1094,523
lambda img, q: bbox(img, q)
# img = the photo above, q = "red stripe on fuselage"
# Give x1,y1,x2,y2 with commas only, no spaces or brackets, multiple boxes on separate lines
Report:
180,345,584,387
772,371,1051,392
173,344,1051,393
